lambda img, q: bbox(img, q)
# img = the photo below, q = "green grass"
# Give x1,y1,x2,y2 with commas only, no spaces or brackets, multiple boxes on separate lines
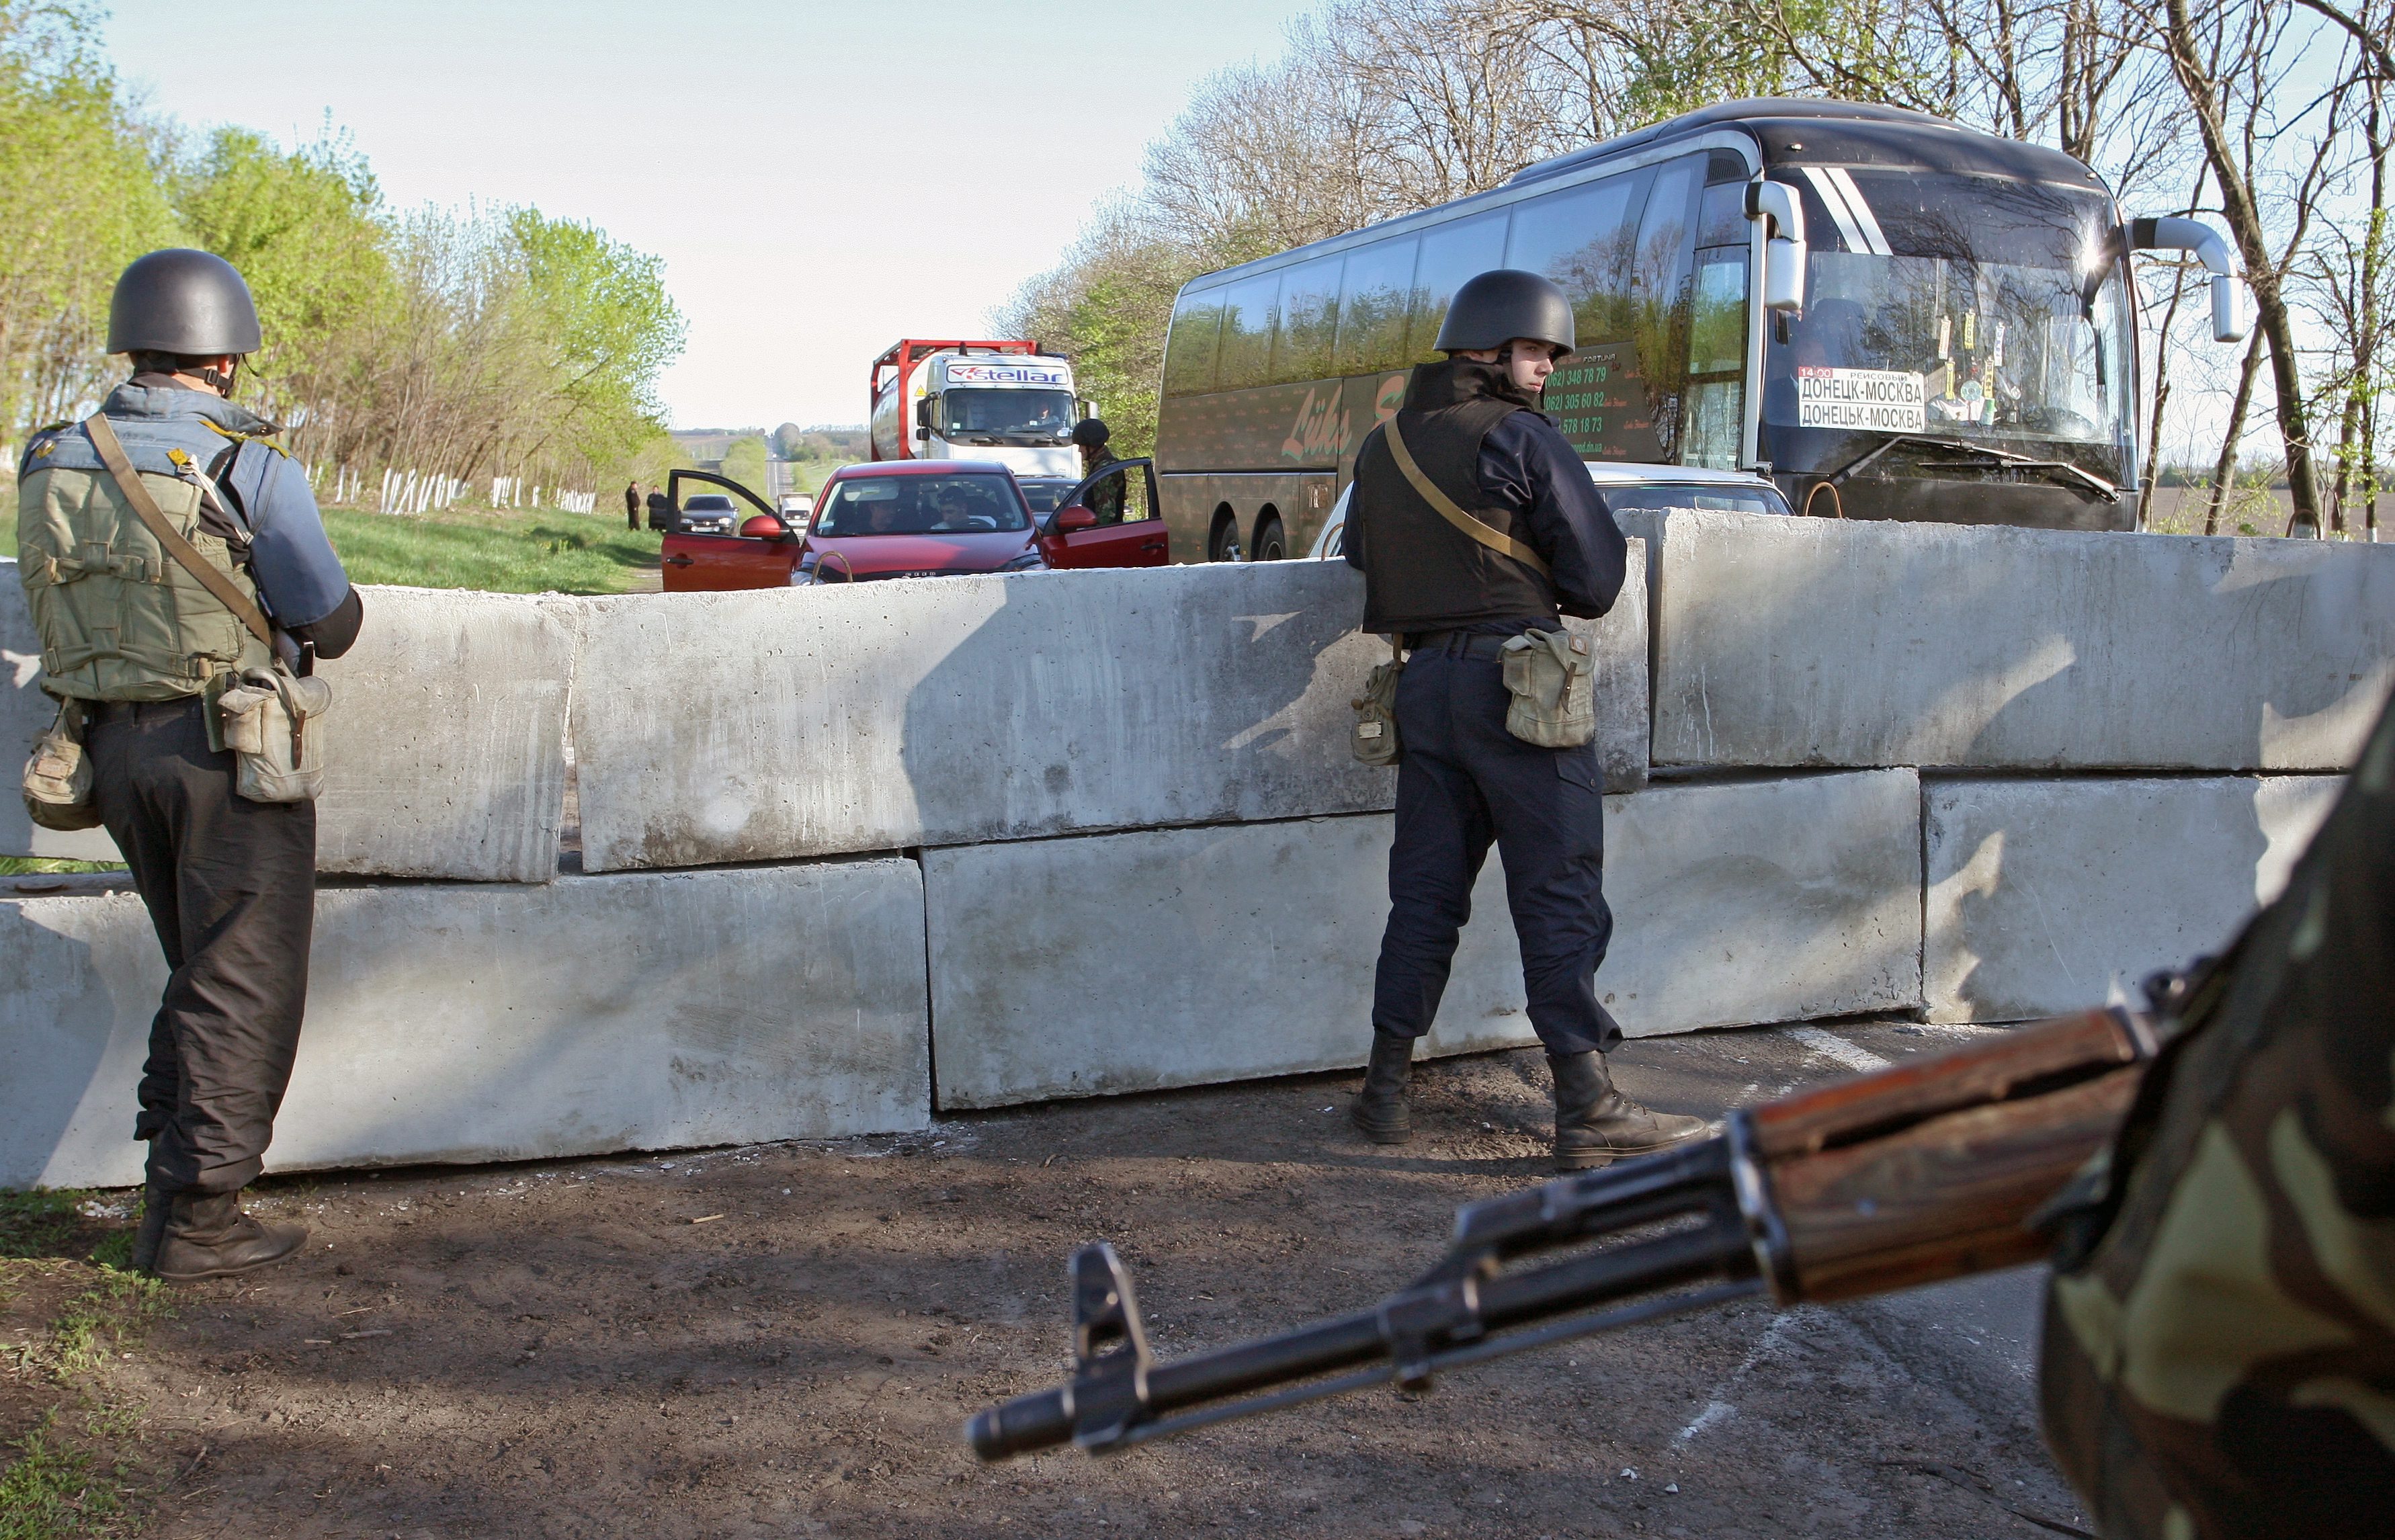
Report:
0,861,120,878
0,494,661,595
318,502,659,593
0,1191,169,1539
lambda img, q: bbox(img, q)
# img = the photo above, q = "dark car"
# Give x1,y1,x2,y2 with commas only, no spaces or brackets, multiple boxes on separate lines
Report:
678,493,739,536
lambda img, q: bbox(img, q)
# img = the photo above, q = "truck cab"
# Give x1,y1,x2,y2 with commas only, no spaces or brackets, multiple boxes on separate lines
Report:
868,339,1084,479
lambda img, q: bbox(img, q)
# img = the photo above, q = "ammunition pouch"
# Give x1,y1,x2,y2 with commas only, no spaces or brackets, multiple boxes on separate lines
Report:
1351,636,1404,767
214,667,332,804
22,699,101,831
1499,629,1596,748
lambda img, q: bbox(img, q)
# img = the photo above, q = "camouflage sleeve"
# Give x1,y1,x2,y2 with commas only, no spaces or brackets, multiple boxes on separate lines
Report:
2040,699,2395,1537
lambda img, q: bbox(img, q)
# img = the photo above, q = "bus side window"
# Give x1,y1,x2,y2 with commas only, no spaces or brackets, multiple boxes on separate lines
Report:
1406,208,1511,364
1507,167,1650,460
1216,271,1284,392
1163,291,1226,397
1271,253,1345,386
1629,155,1706,462
1333,236,1419,374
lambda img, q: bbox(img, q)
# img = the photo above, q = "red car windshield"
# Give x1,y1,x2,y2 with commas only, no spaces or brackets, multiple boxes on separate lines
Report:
814,474,1030,536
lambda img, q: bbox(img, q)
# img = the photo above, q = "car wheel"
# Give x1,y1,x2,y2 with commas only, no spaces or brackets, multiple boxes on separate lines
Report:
1210,517,1243,563
1252,515,1286,562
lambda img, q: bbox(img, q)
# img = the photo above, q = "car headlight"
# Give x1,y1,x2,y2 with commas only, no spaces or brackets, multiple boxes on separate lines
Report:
1001,550,1044,572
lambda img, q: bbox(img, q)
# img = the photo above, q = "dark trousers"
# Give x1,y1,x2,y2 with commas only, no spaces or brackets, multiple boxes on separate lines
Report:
87,697,316,1195
1370,638,1622,1056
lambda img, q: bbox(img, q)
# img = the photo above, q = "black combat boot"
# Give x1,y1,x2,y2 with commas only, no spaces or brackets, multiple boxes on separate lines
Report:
1350,1033,1417,1144
1549,1052,1710,1171
153,1191,308,1282
126,1176,175,1273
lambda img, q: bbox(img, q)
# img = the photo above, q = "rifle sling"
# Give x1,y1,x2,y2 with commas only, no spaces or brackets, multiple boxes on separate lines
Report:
1382,415,1552,579
83,413,274,648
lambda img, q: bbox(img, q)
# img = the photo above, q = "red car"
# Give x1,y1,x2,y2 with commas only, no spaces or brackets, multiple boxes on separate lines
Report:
659,459,1168,592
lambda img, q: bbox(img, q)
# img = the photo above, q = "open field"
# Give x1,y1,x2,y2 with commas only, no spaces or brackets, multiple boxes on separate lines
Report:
5,1023,2089,1539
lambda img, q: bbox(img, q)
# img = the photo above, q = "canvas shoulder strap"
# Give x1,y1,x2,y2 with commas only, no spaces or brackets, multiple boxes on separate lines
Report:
1382,415,1552,579
82,413,274,647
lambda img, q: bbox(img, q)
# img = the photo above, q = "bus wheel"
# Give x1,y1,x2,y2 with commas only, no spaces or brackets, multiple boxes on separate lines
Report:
1252,515,1286,562
1209,515,1243,563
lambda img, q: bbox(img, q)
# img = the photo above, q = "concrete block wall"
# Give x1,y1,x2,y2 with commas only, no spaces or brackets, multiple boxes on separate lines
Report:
925,770,1920,1109
569,550,1648,873
1650,513,2395,771
0,859,929,1189
1,571,573,882
6,507,2388,1180
1923,775,2342,1023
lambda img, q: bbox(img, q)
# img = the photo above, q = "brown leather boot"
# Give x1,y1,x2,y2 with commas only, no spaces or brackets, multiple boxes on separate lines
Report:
154,1191,307,1281
1350,1033,1416,1144
1550,1052,1710,1171
126,1177,175,1273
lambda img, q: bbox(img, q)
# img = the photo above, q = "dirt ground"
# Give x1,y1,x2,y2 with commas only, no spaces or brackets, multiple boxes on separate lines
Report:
67,1021,2095,1539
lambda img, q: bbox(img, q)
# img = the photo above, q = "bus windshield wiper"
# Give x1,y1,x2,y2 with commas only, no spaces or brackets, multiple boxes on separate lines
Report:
1822,433,2119,502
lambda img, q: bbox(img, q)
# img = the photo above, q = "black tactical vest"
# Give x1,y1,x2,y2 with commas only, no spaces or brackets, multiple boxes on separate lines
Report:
1350,359,1557,635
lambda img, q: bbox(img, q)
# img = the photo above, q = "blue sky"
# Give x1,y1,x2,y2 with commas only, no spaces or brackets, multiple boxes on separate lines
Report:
101,0,1317,429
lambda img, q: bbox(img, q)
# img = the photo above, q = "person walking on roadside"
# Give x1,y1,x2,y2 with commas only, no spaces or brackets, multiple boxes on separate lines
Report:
1340,269,1705,1171
624,480,640,531
15,249,362,1279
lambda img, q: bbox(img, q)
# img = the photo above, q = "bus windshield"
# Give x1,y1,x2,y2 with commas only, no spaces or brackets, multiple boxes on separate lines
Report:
1764,173,2132,453
940,389,1076,445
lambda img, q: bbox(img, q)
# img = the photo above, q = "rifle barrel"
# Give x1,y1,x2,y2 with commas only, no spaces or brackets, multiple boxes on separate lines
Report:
966,1209,1753,1460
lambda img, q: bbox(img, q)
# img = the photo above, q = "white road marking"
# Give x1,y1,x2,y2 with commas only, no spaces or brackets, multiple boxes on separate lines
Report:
1780,1025,1890,1074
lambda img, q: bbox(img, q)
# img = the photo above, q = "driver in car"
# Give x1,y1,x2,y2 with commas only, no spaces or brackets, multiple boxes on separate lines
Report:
929,489,979,531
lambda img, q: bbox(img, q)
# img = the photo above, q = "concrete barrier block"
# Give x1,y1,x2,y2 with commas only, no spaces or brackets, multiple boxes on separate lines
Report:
925,769,1919,1109
1652,513,2395,772
314,586,575,882
1924,774,2343,1023
0,859,929,1189
573,552,1647,871
0,571,572,880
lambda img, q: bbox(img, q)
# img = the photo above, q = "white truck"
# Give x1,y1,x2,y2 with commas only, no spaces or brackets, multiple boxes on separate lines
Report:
866,339,1085,478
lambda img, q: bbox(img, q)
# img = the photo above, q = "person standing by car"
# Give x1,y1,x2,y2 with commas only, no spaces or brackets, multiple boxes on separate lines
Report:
624,480,640,531
1071,418,1125,525
15,249,363,1279
1340,268,1705,1171
645,486,671,531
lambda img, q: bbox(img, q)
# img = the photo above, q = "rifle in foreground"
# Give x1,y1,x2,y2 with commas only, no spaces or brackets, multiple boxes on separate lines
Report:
967,1006,2160,1460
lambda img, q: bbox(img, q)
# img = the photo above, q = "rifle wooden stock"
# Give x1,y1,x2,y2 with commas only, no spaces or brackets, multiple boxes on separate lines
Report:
966,1007,2157,1459
1736,1007,2150,1304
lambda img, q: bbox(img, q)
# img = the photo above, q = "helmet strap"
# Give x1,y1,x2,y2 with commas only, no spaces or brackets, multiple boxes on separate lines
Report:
194,360,237,394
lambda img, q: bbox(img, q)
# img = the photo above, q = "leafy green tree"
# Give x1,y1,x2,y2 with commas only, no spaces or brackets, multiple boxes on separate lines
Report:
718,434,769,493
0,1,175,434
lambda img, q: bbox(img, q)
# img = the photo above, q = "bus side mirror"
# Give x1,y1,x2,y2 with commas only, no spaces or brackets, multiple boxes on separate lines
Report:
2129,216,2248,343
1747,180,1807,316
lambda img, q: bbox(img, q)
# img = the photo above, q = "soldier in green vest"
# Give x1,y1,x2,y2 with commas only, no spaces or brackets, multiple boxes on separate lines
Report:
16,249,363,1280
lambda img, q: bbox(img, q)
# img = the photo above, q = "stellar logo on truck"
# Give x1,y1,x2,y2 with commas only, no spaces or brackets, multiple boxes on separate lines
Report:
945,364,1070,386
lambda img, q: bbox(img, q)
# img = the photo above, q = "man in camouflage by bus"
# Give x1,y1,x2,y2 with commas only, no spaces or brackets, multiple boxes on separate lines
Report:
2037,697,2395,1536
16,249,363,1282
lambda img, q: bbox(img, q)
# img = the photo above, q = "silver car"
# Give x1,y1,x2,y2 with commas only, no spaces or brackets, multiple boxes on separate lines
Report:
1306,462,1792,558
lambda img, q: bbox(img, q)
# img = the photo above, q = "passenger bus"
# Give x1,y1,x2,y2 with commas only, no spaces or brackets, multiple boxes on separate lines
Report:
1150,98,2243,562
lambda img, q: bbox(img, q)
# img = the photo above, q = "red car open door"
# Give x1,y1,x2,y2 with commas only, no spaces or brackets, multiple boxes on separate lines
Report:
1037,458,1169,569
659,470,804,591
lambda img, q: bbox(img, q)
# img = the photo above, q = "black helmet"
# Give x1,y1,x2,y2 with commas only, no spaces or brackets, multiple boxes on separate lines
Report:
1433,269,1575,357
107,249,263,356
1070,418,1111,448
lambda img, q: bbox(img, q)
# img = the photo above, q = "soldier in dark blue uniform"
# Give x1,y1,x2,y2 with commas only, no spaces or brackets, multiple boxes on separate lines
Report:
1342,269,1706,1170
18,250,361,1279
